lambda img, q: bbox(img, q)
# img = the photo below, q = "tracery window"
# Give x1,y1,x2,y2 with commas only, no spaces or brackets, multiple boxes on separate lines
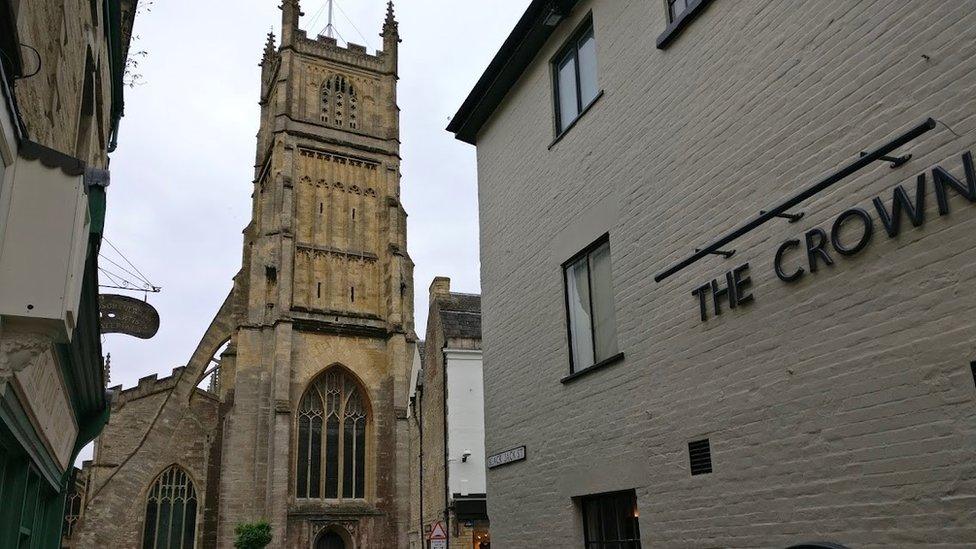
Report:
142,465,198,549
297,368,368,499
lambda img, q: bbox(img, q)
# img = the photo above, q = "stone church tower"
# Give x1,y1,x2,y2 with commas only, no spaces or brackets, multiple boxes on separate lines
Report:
71,2,415,548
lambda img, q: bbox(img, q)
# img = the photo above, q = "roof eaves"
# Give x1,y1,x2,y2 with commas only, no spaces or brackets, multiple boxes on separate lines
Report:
447,0,580,145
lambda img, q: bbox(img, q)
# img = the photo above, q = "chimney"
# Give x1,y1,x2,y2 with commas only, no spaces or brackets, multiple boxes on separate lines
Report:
429,277,451,304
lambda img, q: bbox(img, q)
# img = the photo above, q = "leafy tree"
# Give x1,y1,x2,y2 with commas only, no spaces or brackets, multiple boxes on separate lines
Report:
234,521,273,549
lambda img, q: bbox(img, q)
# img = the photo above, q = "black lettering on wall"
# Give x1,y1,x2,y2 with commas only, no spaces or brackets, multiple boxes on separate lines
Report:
692,283,710,322
804,228,834,273
732,263,754,305
830,207,874,256
774,239,804,282
933,151,976,215
873,176,926,237
710,273,736,315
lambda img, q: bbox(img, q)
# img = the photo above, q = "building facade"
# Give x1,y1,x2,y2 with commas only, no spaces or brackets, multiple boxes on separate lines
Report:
408,278,489,549
73,2,415,548
450,0,976,547
0,1,136,547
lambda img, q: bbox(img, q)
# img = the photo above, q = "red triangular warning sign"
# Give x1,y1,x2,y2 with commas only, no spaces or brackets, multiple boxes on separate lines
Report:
428,522,448,540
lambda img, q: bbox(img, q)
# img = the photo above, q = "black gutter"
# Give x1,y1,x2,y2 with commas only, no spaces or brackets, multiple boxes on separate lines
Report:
105,0,126,151
0,0,22,78
653,118,937,283
447,0,579,145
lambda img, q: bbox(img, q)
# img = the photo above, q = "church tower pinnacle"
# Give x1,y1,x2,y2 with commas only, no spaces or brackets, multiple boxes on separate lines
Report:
382,1,400,75
280,0,303,46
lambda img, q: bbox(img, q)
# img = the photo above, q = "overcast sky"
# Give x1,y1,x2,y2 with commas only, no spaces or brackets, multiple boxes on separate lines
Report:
98,0,525,395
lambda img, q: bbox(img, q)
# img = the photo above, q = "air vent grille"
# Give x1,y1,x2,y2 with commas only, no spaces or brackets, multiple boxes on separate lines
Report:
688,439,712,476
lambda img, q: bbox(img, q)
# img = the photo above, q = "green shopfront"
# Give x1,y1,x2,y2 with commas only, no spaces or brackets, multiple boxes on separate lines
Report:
0,0,130,546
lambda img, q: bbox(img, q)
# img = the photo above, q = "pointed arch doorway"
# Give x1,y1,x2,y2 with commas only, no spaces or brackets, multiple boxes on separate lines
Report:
315,530,346,549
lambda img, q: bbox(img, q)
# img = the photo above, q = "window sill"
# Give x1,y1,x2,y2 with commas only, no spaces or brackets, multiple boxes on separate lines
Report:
548,90,605,150
656,0,715,49
560,352,625,384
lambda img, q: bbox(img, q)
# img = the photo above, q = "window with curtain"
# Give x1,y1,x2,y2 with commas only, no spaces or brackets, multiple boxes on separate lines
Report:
142,465,197,549
552,18,599,134
564,236,619,372
581,490,642,548
297,368,368,500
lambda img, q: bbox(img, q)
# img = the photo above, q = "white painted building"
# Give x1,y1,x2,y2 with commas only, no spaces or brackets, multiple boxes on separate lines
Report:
450,0,976,547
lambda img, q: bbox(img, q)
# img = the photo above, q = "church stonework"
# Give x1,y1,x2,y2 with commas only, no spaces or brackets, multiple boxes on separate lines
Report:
73,2,415,548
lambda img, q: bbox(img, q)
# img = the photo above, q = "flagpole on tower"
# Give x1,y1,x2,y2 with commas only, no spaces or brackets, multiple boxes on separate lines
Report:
325,0,335,38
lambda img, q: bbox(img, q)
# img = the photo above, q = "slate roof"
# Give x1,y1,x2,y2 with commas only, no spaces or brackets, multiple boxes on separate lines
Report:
437,292,481,340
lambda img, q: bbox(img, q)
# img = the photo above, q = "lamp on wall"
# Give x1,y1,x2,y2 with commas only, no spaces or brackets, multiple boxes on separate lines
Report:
543,3,564,26
462,450,472,463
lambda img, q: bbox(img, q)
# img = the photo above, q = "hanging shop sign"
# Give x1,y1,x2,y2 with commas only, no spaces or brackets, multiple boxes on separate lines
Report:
690,150,975,322
487,445,526,469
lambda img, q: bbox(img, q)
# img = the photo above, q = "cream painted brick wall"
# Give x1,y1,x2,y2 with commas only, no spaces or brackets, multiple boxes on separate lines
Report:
475,1,976,547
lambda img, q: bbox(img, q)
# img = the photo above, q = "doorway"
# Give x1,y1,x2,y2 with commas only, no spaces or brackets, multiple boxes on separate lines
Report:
316,531,345,549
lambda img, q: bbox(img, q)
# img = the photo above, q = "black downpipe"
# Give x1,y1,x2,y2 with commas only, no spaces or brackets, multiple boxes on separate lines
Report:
442,348,450,549
413,388,424,548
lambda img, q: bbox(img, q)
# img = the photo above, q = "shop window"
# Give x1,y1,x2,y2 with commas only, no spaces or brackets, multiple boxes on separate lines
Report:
581,490,642,548
142,465,198,549
18,466,42,546
552,17,599,135
62,477,84,539
563,235,619,373
297,367,368,500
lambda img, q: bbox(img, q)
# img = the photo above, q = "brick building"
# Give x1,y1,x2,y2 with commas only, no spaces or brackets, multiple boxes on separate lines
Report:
408,277,489,549
73,2,416,547
449,0,976,547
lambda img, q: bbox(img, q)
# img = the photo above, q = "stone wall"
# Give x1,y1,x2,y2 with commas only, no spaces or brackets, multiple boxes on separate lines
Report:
72,289,244,547
475,0,976,547
12,0,125,167
74,368,220,548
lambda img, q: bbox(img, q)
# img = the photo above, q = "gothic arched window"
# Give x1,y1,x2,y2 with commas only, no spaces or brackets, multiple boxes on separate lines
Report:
297,368,368,499
142,465,198,549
